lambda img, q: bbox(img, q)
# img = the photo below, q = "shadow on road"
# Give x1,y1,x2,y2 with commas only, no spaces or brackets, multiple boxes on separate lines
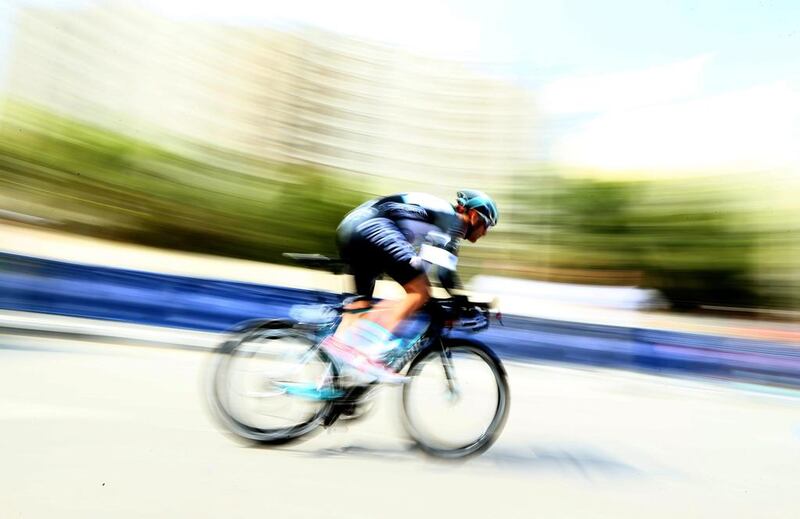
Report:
292,442,643,479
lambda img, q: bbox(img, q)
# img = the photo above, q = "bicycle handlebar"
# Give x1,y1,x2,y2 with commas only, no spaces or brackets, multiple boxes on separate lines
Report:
425,297,494,333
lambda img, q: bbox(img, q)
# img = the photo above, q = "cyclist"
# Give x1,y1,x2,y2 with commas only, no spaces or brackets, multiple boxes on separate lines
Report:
321,189,498,384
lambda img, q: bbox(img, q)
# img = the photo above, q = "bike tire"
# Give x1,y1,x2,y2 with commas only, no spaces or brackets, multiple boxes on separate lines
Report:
401,338,510,459
209,320,337,445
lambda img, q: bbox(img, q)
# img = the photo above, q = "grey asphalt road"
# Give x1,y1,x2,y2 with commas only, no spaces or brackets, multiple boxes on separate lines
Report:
1,333,798,519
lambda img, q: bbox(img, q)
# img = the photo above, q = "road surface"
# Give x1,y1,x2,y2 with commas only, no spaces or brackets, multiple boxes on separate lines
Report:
1,333,798,518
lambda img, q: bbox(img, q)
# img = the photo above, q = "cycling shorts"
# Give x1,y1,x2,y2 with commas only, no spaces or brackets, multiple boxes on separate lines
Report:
337,217,424,298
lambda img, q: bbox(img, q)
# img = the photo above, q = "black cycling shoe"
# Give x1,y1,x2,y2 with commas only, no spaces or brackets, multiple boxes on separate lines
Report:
336,385,377,421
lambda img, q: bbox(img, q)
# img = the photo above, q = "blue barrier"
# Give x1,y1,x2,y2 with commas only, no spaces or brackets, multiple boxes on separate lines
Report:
0,252,339,331
1,251,799,385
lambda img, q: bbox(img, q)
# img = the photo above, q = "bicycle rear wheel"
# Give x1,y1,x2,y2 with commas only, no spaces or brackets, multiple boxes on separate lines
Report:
402,339,509,458
210,321,339,445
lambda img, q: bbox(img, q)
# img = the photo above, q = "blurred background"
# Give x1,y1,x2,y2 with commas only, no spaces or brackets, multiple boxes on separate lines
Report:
1,0,799,313
1,3,800,517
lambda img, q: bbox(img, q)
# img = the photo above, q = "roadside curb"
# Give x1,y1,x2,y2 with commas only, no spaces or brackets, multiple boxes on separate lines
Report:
0,311,221,351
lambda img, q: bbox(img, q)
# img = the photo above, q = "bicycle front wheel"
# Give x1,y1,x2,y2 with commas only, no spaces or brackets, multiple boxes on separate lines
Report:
210,321,338,445
402,339,509,458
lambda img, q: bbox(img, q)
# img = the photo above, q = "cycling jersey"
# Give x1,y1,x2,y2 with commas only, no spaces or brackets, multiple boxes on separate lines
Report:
336,193,468,298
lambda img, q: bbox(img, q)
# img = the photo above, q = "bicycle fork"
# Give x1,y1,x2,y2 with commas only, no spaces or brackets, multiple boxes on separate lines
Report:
438,340,461,401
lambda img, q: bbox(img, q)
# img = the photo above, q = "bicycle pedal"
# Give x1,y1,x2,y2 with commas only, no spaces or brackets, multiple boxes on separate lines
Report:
339,401,373,421
341,404,359,417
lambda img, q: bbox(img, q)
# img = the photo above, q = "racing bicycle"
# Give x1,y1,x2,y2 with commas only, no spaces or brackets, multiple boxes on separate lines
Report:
208,254,509,458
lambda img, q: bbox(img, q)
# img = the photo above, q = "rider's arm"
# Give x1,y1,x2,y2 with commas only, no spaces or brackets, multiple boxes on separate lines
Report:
437,265,463,292
419,232,463,294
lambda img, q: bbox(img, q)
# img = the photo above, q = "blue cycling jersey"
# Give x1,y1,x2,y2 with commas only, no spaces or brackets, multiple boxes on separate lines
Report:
336,193,468,295
338,192,466,253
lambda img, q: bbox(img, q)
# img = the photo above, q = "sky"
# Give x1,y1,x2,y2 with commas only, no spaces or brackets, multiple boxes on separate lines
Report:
2,0,799,174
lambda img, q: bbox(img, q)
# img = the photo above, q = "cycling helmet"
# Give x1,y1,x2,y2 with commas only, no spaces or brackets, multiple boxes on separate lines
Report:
456,189,499,227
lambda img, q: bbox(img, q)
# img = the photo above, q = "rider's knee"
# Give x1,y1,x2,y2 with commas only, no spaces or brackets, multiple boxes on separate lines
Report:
404,274,427,291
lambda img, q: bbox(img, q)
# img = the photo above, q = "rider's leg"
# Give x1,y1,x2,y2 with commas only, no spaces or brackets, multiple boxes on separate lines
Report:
335,298,371,338
341,217,429,343
321,277,426,384
322,217,422,382
333,265,378,338
366,274,429,334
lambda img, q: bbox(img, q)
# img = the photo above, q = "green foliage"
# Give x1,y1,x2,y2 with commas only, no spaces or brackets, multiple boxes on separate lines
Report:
0,101,364,263
633,181,760,308
0,100,794,310
509,172,767,309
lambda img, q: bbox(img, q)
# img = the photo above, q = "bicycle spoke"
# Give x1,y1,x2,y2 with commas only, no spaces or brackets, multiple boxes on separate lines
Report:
210,323,339,444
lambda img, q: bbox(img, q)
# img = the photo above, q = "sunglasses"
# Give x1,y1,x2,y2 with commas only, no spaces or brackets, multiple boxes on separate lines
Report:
474,211,494,228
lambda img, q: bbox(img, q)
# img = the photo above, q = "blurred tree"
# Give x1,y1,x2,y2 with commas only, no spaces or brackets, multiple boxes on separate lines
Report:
0,101,364,263
505,171,763,309
633,179,760,309
554,179,645,270
0,101,786,310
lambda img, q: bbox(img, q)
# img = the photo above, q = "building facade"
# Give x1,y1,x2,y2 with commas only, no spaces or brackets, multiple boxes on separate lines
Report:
4,3,535,189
